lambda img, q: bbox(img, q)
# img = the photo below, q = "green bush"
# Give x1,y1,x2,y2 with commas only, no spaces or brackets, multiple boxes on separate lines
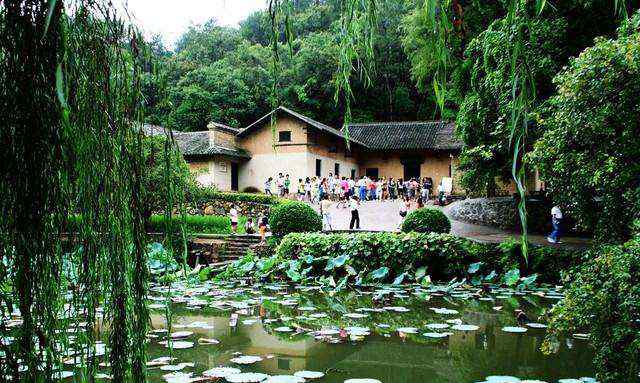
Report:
188,187,279,205
545,238,640,382
148,214,248,234
269,201,322,237
214,231,580,284
401,208,451,234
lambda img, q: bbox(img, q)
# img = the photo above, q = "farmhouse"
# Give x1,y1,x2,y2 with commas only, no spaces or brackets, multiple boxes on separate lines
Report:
144,106,463,192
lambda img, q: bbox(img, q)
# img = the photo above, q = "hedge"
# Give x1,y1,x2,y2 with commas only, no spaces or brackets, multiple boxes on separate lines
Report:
401,208,451,234
148,214,248,234
188,187,279,205
269,200,322,237
215,231,582,285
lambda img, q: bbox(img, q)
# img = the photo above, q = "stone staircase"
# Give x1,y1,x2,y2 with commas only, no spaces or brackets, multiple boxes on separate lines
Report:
189,234,263,262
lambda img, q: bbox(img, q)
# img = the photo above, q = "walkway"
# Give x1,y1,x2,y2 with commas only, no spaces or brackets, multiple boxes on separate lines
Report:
315,199,590,249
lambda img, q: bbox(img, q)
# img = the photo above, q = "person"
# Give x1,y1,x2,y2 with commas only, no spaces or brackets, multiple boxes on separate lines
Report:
421,178,430,201
357,176,367,201
320,194,333,230
229,204,239,234
437,182,447,206
416,196,424,209
304,177,312,201
389,177,397,200
348,177,355,197
258,214,268,244
297,178,305,201
264,177,273,195
276,173,284,196
283,174,291,197
368,178,377,200
547,205,563,244
244,217,255,234
349,195,360,230
399,196,410,220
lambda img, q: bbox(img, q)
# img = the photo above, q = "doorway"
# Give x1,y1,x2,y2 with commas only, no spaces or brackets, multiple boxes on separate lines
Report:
231,163,239,191
403,162,421,180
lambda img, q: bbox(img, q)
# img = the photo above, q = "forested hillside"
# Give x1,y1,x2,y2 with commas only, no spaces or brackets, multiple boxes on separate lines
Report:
142,0,431,131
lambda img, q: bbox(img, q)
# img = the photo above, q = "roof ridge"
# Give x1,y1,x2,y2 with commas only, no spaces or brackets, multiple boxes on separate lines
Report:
347,121,449,126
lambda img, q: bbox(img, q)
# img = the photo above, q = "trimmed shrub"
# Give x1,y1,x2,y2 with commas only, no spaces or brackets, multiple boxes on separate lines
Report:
545,238,640,382
269,201,322,237
242,186,261,193
402,208,451,234
148,214,248,234
188,187,279,205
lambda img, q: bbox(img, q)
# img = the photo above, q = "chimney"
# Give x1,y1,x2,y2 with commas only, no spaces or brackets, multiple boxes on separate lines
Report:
207,122,237,148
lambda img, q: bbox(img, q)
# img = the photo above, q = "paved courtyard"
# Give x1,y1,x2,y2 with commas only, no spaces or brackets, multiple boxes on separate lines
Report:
315,199,590,249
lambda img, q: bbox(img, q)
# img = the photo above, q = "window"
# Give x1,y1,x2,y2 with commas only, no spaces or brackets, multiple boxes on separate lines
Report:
366,168,379,179
328,145,337,153
278,131,291,142
350,169,356,179
334,163,340,176
315,159,322,177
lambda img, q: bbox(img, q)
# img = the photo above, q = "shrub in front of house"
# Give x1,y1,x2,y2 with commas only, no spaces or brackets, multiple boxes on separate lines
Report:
401,208,451,234
269,200,322,237
545,238,640,382
188,187,279,205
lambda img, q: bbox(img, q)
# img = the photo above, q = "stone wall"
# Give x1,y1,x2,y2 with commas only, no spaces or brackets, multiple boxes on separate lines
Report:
448,197,518,230
448,196,559,233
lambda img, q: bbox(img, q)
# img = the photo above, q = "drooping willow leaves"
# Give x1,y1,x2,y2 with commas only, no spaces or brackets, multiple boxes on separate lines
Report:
268,0,377,147
0,0,164,381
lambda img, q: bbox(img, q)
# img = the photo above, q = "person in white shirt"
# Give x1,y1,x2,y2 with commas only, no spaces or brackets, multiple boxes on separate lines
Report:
349,195,360,230
548,205,563,243
229,205,239,234
320,195,333,230
437,182,447,205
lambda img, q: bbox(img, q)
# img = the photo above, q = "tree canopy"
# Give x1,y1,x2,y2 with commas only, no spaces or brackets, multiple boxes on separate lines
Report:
142,0,432,131
532,15,640,241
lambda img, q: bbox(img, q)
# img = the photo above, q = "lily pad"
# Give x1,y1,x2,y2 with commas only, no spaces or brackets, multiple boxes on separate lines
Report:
202,367,241,378
294,370,325,379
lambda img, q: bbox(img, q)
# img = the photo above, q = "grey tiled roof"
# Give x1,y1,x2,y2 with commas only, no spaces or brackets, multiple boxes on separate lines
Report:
345,121,462,151
141,124,250,159
237,106,368,147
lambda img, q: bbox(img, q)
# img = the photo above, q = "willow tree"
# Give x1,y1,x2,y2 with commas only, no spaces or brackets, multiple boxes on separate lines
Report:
1,0,155,381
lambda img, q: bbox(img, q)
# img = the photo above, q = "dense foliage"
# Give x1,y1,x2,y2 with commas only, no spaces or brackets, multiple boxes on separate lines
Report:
142,135,194,219
188,187,280,205
269,200,322,237
545,237,640,382
148,214,249,235
1,1,154,380
532,17,640,242
401,208,451,234
216,232,580,285
142,0,432,131
455,14,567,196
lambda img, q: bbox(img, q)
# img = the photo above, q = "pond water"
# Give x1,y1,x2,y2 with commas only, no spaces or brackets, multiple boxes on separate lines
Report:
143,281,596,383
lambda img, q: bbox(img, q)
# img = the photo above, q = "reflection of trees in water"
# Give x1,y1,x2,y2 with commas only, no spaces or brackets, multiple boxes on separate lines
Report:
140,288,594,382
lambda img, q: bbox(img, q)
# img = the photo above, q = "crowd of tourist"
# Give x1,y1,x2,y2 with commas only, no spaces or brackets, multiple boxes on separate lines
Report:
261,172,451,231
264,172,449,206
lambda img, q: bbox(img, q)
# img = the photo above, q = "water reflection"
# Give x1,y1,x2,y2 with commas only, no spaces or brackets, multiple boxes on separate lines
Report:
144,284,594,383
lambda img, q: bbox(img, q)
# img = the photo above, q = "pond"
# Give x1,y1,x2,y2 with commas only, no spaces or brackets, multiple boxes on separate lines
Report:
142,281,596,383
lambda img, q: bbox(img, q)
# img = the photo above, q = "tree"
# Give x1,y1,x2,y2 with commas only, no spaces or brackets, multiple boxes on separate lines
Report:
532,17,640,242
142,135,194,221
456,15,568,196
